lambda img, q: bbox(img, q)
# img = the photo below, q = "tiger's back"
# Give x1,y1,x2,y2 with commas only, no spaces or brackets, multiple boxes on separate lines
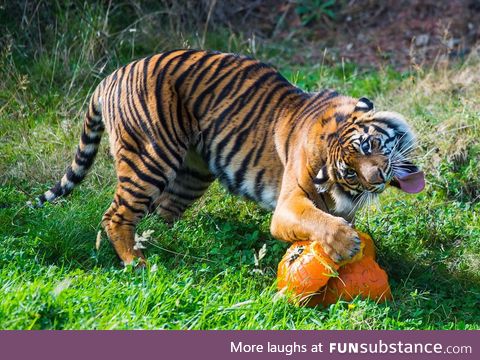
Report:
100,49,309,210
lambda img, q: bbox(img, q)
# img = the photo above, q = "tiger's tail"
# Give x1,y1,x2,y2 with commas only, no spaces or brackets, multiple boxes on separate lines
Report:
37,86,105,206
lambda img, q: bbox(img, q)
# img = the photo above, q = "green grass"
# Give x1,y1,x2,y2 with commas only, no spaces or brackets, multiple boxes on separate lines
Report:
1,1,479,330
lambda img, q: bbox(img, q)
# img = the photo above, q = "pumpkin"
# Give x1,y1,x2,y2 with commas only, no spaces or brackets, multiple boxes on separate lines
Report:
306,231,389,307
278,230,391,307
310,256,392,307
357,230,376,259
277,241,339,302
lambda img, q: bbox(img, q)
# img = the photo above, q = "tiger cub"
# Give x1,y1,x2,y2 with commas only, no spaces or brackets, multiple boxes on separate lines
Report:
38,50,424,265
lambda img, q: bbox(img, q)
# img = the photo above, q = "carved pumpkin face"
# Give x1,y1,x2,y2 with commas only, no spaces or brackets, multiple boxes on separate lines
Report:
277,241,339,301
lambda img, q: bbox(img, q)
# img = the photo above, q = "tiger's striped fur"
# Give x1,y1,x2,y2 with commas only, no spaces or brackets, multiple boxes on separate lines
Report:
38,49,420,265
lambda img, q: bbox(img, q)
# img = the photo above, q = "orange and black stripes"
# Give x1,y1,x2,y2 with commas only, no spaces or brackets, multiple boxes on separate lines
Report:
37,49,417,264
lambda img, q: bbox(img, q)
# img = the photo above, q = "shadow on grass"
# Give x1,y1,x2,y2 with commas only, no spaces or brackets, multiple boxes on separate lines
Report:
135,214,480,326
378,247,480,327
3,200,479,328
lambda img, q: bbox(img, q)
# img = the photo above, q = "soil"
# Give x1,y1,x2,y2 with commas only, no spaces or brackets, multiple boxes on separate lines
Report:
246,0,480,69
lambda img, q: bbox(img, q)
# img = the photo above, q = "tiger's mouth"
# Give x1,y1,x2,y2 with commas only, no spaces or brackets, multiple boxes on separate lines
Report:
389,163,425,194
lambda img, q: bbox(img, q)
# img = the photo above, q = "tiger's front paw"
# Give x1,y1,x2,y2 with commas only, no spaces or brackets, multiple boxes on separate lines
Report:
313,216,361,263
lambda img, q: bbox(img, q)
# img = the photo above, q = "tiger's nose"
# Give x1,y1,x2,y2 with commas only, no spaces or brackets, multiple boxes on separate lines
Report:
374,168,386,183
361,164,385,185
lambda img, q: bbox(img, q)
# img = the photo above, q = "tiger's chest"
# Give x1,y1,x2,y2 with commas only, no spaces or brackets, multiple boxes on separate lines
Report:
198,124,283,210
327,186,357,221
213,161,280,210
197,148,279,210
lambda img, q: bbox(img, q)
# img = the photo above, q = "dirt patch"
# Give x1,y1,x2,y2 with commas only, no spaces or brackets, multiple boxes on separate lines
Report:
2,0,480,70
305,0,480,69
220,0,480,69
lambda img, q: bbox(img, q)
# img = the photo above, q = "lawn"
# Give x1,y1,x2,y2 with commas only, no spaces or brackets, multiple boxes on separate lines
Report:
0,2,479,330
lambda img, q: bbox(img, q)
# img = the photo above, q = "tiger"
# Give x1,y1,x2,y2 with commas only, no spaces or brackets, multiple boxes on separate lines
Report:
37,49,424,266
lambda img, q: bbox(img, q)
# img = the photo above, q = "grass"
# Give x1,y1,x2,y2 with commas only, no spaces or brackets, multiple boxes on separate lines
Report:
0,1,479,330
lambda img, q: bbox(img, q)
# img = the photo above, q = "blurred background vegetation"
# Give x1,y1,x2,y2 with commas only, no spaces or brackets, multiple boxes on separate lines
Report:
2,0,480,73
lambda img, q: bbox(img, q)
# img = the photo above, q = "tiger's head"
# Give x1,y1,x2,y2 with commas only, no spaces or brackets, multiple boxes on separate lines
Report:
312,97,425,215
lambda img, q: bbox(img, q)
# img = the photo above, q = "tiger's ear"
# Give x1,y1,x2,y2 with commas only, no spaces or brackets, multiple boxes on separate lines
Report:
313,165,329,192
354,97,374,112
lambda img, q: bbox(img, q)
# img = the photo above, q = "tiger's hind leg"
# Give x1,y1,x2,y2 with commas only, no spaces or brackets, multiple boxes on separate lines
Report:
151,150,214,223
102,148,185,265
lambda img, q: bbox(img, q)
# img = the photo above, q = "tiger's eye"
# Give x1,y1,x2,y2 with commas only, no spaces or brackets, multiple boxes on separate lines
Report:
361,141,370,154
345,168,357,178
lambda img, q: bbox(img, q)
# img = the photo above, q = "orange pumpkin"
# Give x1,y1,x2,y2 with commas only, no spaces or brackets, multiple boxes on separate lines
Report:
307,257,392,307
277,241,339,302
357,231,376,259
278,231,390,307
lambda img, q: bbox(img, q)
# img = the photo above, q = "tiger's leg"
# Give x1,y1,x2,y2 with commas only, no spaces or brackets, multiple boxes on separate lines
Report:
102,148,184,265
151,150,214,223
270,154,360,262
